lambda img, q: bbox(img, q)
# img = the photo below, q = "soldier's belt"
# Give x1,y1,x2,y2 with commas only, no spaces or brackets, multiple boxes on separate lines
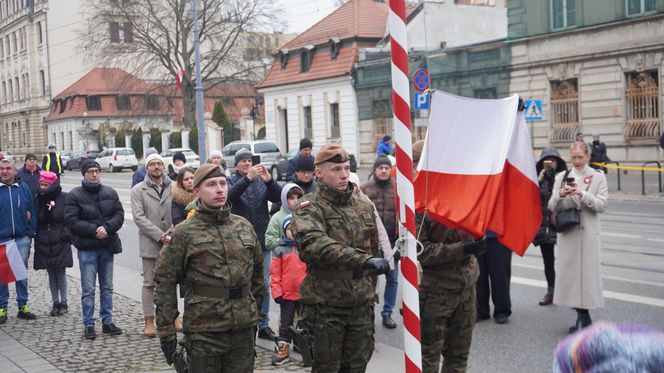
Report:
191,285,250,300
310,267,365,280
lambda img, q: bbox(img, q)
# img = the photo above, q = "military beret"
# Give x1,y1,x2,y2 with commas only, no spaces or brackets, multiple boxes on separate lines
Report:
193,163,225,187
314,143,349,165
412,140,424,164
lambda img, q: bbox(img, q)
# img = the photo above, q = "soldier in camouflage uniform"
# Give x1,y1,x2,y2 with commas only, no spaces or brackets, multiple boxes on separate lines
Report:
291,143,390,373
154,164,264,373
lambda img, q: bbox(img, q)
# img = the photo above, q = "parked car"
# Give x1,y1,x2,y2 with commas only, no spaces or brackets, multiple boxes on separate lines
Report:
160,148,201,172
270,149,299,181
96,147,138,172
59,150,74,168
221,140,281,175
67,150,101,170
0,150,16,163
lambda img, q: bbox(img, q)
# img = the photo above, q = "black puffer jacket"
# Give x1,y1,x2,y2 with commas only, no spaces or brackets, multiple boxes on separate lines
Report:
533,146,567,247
34,181,73,270
64,181,124,251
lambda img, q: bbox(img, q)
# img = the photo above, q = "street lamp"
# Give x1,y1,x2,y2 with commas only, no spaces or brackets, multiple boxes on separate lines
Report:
192,0,206,160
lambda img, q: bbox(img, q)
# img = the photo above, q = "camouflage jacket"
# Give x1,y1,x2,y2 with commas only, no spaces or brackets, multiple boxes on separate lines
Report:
153,202,264,338
416,214,479,292
291,182,379,307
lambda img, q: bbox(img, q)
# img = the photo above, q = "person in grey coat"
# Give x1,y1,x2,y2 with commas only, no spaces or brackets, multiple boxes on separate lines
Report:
228,148,282,341
548,141,608,334
130,153,174,337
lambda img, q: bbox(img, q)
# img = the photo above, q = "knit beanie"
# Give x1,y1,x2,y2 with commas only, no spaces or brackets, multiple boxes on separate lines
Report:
145,153,164,166
39,170,58,185
300,138,313,150
209,150,222,159
145,147,158,157
373,155,392,170
234,148,253,165
296,156,315,172
172,152,186,163
80,159,101,175
382,135,392,142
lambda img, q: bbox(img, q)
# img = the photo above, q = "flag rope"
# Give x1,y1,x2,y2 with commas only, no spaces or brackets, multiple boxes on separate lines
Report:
389,1,422,372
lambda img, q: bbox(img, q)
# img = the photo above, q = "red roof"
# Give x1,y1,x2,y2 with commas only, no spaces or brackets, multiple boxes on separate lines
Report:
55,68,157,97
257,0,388,89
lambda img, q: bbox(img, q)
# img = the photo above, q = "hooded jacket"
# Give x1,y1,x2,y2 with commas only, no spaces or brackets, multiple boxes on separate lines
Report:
270,221,306,301
17,165,42,198
34,180,73,270
228,171,282,250
0,178,38,241
533,146,567,247
265,183,303,251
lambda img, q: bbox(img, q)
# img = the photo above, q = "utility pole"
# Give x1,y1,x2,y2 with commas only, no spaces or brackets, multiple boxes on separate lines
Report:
192,0,206,160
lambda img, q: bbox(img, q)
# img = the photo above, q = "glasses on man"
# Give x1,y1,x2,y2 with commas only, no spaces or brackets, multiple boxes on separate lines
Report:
85,169,101,175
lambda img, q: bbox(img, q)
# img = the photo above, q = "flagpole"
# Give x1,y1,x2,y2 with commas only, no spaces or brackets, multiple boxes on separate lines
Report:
388,1,422,372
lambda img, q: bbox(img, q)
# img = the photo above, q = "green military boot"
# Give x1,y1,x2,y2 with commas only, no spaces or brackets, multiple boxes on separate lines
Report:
17,306,37,320
0,308,7,324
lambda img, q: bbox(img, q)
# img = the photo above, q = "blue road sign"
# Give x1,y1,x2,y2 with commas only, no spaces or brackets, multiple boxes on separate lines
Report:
524,99,543,121
414,92,430,110
413,68,430,92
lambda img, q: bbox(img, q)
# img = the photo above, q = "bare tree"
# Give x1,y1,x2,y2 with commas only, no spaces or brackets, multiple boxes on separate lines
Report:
80,0,283,129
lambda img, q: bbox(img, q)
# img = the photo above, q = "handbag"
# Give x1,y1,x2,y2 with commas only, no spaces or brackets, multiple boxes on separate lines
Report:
553,169,587,233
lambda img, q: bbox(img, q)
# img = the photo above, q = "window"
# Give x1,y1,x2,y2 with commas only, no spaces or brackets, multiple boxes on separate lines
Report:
116,95,131,110
550,79,579,142
279,50,289,69
1,82,5,103
110,22,120,43
59,98,67,113
12,32,16,54
300,46,314,73
330,103,340,138
303,106,313,139
39,70,45,96
144,95,159,110
22,73,27,99
254,142,280,153
14,77,19,100
625,71,659,140
123,23,133,42
36,22,43,44
473,88,497,99
329,38,341,60
467,48,500,66
0,39,3,58
86,95,102,111
551,0,576,30
8,80,12,102
626,0,656,16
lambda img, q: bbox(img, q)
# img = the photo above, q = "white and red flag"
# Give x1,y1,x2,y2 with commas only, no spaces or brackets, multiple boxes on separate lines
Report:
414,91,541,256
0,240,28,285
176,67,185,91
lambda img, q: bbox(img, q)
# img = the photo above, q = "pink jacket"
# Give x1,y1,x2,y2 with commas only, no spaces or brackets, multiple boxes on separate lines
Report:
270,243,307,301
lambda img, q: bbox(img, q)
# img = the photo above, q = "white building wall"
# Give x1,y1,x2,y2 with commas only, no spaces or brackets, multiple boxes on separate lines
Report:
46,0,88,96
260,76,361,158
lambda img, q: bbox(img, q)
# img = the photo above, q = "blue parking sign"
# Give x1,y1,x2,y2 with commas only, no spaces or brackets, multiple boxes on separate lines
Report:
414,92,430,110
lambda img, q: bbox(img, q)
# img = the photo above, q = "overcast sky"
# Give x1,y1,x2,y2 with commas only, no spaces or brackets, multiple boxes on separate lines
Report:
280,0,339,33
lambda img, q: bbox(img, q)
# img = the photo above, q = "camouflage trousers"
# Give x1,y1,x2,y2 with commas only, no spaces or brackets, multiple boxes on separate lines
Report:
420,286,476,373
182,328,255,373
303,303,375,373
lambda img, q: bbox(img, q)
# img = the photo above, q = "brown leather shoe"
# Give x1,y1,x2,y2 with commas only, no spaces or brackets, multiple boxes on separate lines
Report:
174,317,183,333
144,316,156,337
538,293,553,306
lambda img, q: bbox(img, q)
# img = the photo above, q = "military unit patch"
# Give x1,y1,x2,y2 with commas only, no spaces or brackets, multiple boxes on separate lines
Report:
299,201,311,209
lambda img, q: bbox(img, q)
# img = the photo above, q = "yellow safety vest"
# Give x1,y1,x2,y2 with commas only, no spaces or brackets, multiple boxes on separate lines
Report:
45,154,62,174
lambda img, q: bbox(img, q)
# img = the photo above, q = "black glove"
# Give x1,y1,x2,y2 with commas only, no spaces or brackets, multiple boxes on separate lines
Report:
363,257,390,275
462,238,487,257
160,337,177,365
274,296,283,305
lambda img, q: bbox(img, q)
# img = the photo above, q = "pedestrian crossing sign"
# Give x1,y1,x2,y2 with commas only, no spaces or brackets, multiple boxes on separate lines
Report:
524,99,543,121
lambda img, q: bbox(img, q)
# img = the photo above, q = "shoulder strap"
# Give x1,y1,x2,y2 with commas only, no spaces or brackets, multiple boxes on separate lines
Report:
559,169,571,190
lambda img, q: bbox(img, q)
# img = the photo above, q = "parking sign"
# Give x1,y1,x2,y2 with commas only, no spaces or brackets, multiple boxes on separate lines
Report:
414,92,430,110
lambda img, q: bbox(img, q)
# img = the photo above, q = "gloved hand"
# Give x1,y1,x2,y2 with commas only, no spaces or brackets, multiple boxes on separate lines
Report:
160,337,177,365
462,238,487,257
363,257,390,275
274,296,283,305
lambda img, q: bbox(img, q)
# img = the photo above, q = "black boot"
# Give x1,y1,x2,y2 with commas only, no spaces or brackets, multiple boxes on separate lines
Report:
568,308,591,334
58,302,68,315
50,302,60,317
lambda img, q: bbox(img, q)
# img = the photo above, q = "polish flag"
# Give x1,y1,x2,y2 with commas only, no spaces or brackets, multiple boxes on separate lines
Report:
413,91,541,256
0,240,28,285
176,68,185,91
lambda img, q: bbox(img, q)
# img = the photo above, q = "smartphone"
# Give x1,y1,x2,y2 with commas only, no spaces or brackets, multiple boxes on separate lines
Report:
565,177,576,187
543,160,553,169
251,155,261,165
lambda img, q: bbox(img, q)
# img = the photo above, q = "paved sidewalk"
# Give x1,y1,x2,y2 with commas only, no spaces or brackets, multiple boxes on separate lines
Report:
0,263,310,372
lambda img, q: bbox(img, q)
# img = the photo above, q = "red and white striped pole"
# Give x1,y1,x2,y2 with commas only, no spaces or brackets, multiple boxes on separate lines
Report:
388,1,422,372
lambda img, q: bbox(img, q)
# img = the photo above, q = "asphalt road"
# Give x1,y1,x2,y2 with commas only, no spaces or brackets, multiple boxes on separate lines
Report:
58,170,664,373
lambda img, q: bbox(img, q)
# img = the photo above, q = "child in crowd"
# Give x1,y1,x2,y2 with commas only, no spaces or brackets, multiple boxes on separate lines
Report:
270,215,307,366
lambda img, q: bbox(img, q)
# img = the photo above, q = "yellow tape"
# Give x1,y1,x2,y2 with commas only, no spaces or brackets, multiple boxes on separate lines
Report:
590,162,664,172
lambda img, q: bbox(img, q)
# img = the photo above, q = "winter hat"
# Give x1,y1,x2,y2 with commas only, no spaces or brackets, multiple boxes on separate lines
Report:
145,147,158,157
234,148,253,165
209,150,222,159
39,170,58,185
80,159,101,175
48,143,57,149
412,140,424,164
282,214,293,234
592,133,600,141
172,152,186,163
25,153,37,161
296,156,315,172
382,135,392,142
373,155,392,170
145,153,164,166
299,138,313,150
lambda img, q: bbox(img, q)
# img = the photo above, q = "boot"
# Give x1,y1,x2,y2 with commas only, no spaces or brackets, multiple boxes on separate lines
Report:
271,341,290,366
50,302,60,317
538,288,554,306
174,317,183,333
144,316,156,337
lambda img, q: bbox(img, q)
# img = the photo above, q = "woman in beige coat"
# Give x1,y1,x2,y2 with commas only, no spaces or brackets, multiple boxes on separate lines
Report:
547,141,608,334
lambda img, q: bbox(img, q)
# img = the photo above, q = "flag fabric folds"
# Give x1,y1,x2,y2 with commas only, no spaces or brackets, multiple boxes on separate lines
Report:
413,91,541,256
0,240,28,286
